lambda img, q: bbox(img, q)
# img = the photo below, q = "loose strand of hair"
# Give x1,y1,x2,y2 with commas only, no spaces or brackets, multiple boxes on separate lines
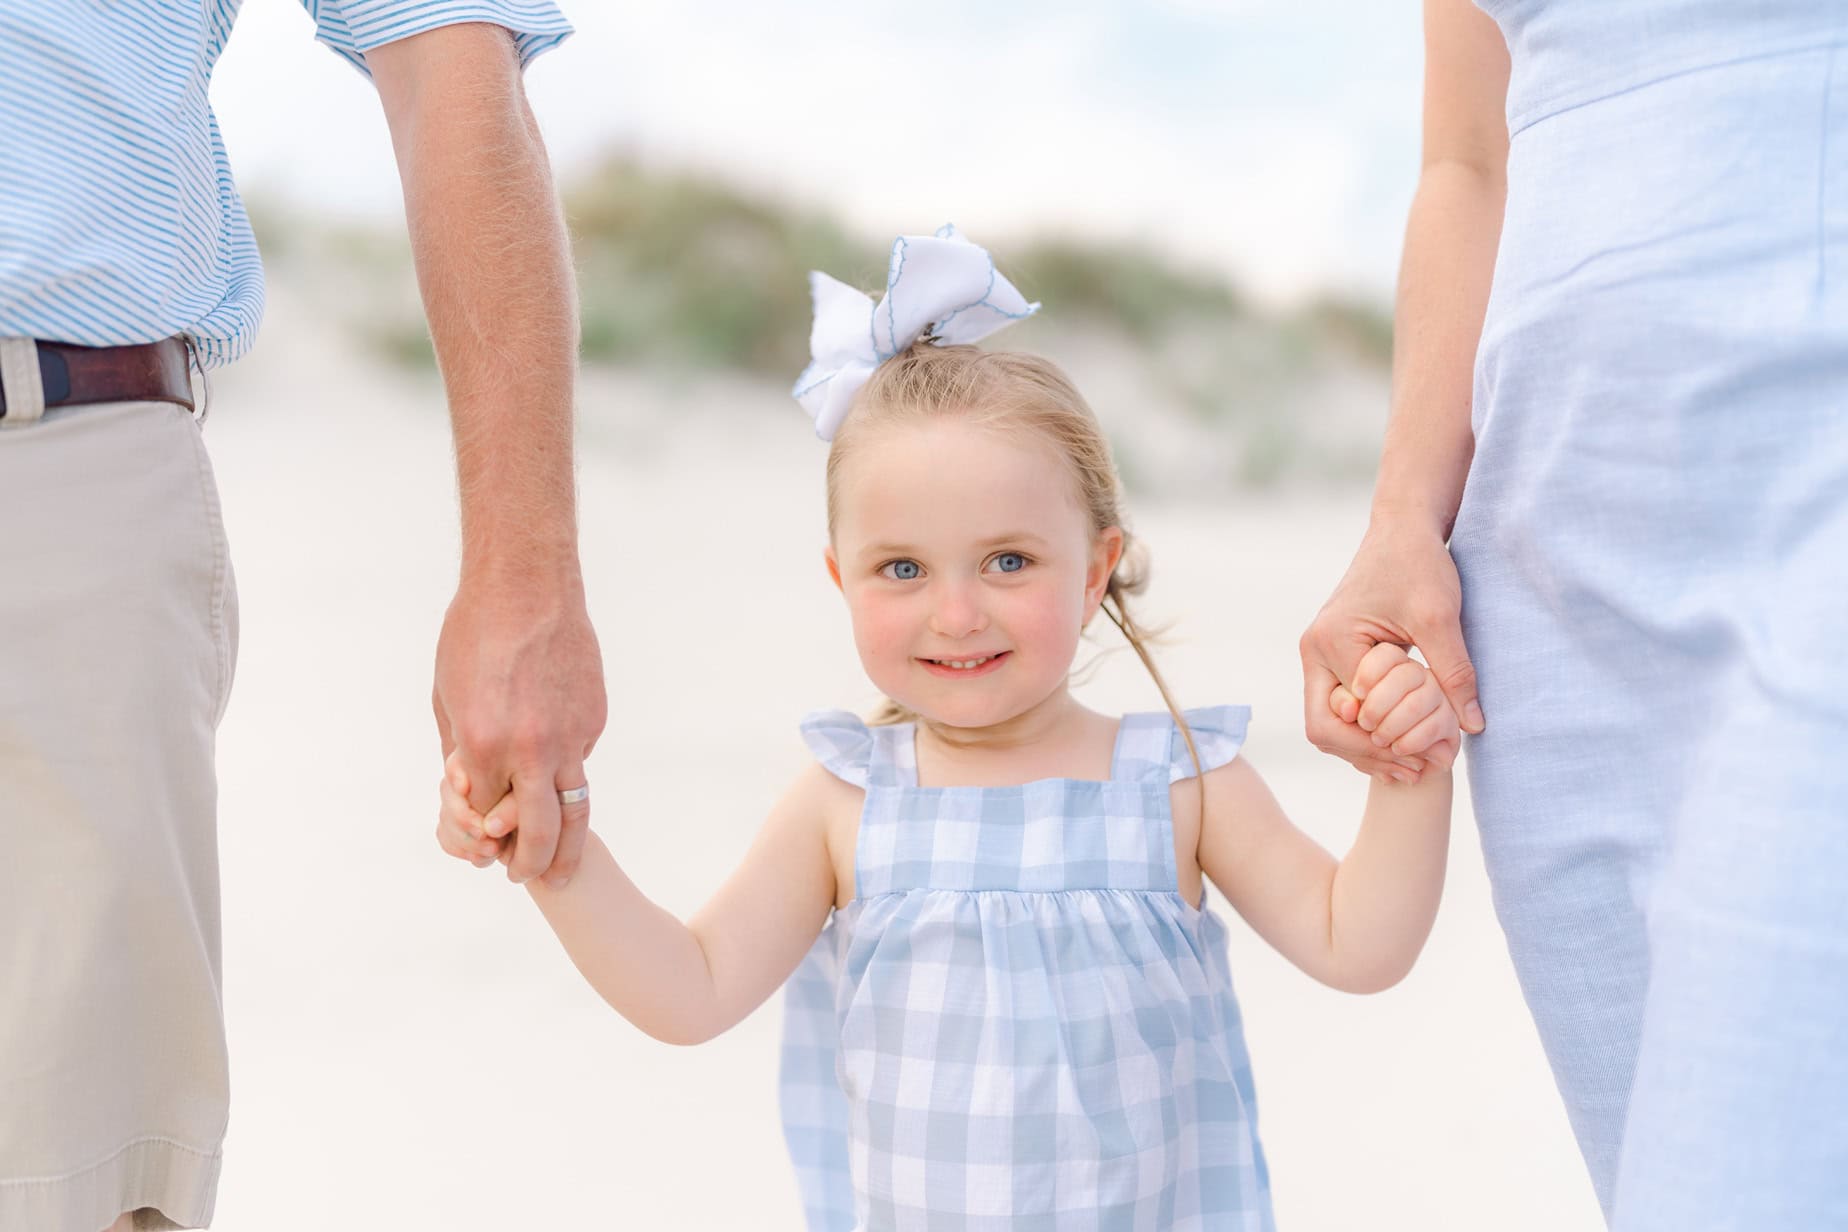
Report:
868,697,915,727
1100,580,1203,783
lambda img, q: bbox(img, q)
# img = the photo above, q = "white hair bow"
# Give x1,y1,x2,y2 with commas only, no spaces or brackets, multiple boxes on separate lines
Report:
792,224,1039,441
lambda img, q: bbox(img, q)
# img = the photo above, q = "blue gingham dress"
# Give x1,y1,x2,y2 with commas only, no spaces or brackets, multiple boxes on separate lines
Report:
779,706,1275,1231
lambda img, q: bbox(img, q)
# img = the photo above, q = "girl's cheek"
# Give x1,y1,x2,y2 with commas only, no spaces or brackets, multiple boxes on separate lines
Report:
848,591,913,667
1006,580,1087,655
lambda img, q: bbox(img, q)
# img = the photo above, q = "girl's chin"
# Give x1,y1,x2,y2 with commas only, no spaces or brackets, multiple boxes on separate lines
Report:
890,688,1052,732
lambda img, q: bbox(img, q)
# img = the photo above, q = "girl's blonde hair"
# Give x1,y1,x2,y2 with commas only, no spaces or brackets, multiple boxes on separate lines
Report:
824,340,1201,777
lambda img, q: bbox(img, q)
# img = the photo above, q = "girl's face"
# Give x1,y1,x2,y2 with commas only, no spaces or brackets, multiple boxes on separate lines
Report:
827,416,1123,731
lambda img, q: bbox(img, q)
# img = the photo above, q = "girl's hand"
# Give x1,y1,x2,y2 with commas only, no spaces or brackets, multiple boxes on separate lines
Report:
438,754,511,869
1302,522,1483,784
1328,643,1461,780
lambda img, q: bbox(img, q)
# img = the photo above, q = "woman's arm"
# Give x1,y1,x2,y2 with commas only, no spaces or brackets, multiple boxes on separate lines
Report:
1299,0,1511,776
1375,0,1512,541
510,764,851,1044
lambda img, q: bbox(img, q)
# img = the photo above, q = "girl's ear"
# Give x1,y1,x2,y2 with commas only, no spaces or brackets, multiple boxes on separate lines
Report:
1086,527,1126,613
825,545,844,593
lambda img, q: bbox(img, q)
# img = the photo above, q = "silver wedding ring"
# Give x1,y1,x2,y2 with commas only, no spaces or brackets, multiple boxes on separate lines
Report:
557,784,590,806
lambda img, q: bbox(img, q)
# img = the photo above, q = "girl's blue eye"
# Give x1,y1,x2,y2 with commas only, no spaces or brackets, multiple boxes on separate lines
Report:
883,560,922,580
990,552,1027,574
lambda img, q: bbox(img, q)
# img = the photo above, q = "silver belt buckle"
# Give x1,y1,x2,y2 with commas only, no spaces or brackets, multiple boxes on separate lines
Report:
182,335,211,425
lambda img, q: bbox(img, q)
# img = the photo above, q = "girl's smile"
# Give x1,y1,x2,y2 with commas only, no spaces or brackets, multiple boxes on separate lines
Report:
918,650,1011,678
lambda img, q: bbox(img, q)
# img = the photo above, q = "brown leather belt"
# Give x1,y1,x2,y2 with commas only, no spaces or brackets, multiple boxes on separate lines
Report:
0,337,194,419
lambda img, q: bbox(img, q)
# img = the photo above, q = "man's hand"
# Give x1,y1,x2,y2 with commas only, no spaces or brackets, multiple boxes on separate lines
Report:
434,572,605,886
1301,519,1483,783
368,26,603,885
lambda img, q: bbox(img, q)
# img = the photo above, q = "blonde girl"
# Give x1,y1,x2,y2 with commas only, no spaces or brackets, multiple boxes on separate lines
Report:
438,228,1457,1230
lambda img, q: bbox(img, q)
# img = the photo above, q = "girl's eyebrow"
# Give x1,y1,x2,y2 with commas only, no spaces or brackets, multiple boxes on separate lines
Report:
861,532,1049,558
862,542,922,558
976,531,1049,549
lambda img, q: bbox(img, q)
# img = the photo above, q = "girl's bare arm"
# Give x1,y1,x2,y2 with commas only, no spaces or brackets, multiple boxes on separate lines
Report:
1196,759,1451,994
1198,650,1456,992
459,764,852,1044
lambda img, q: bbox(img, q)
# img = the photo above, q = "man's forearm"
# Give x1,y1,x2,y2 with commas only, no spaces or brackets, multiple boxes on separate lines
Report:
379,27,606,887
1371,160,1505,541
380,28,581,583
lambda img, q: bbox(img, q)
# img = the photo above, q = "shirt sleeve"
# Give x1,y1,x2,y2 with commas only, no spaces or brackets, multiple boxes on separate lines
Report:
299,0,572,78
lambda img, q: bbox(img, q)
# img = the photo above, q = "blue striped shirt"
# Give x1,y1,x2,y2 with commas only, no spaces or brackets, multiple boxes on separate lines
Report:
0,1,571,368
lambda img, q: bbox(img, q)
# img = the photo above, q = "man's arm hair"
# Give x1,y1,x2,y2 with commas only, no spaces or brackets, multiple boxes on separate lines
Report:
369,22,580,582
370,23,607,889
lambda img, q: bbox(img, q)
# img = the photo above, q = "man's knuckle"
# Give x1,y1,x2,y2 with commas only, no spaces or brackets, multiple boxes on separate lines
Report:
453,723,503,762
510,726,557,764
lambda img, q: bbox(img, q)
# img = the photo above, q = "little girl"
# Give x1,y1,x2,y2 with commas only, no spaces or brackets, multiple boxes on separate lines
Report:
437,228,1457,1231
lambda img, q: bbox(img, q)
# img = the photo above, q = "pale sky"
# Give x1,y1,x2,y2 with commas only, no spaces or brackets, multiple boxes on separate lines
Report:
214,0,1425,305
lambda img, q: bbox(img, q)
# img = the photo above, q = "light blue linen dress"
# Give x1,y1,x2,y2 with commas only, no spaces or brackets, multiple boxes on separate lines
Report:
778,707,1274,1231
1452,3,1848,1225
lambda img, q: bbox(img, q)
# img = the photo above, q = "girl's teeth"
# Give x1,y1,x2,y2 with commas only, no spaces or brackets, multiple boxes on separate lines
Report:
940,657,990,670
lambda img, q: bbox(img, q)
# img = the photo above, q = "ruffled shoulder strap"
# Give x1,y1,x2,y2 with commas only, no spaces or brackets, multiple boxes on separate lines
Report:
1112,705,1251,784
1167,704,1251,783
799,709,874,788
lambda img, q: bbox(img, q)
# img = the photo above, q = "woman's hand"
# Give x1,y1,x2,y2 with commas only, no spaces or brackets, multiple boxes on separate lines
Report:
1301,519,1482,782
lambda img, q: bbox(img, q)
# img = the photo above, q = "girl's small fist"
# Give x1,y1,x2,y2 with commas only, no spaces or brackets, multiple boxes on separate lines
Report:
437,767,503,867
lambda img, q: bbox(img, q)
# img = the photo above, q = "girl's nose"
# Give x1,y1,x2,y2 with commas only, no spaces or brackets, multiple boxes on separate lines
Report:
928,583,989,639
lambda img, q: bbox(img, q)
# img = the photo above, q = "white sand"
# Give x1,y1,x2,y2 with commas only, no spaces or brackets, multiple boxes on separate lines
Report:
201,287,1601,1229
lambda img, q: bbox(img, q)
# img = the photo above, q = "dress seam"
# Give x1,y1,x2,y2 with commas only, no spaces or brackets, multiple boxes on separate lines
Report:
1816,43,1839,303
1510,38,1843,137
847,887,1194,905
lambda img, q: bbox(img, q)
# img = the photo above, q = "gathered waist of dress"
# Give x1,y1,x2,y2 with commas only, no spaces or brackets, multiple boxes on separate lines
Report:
1495,2,1847,136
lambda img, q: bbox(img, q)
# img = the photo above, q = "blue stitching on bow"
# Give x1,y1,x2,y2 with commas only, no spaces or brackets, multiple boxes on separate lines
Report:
793,371,837,399
931,255,1038,335
880,236,911,360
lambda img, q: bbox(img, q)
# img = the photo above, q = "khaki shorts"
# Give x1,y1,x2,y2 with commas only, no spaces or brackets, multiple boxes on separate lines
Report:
0,344,238,1231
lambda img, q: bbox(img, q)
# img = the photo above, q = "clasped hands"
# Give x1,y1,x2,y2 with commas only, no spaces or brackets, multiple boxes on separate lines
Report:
430,572,607,888
425,523,1479,885
1301,521,1485,784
